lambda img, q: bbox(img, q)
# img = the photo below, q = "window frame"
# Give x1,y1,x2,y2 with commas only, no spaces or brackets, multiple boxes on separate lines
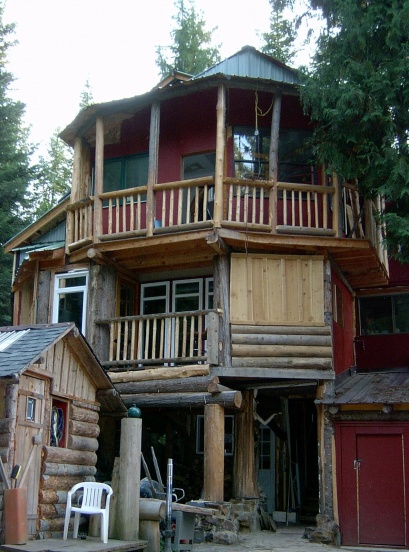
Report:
359,293,409,336
52,270,89,333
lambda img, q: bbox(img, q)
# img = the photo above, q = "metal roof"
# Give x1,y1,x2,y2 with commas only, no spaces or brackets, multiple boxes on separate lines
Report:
319,369,409,405
194,45,300,85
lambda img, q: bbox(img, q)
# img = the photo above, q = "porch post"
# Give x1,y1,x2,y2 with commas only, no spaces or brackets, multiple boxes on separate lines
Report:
232,390,258,498
316,382,335,520
147,100,160,237
94,116,104,240
203,403,224,501
269,93,282,233
213,84,226,228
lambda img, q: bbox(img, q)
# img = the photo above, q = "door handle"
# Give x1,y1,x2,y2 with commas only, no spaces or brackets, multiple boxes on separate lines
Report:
354,459,363,470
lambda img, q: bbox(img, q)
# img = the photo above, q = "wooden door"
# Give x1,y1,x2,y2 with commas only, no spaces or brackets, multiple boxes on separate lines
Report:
15,374,48,536
336,423,408,547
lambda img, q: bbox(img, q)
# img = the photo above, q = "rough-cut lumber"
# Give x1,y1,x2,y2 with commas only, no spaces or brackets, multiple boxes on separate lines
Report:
203,404,224,501
68,419,100,438
41,463,97,477
67,434,99,452
42,446,97,466
121,391,243,410
114,375,219,395
172,502,218,515
233,391,258,498
139,498,166,520
70,404,99,424
109,364,210,383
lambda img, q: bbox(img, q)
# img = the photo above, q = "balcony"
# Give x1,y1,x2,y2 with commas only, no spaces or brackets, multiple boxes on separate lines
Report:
97,309,219,371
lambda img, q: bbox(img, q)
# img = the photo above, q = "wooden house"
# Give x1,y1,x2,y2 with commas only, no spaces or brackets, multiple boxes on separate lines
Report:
0,323,126,540
5,46,404,545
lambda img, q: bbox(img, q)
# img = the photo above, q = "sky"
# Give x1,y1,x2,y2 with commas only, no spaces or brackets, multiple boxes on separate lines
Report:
3,0,313,155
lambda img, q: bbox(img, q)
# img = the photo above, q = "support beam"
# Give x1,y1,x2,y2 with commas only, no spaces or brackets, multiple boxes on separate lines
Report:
147,101,160,237
203,404,224,501
121,390,243,410
94,117,104,240
233,391,258,498
269,93,282,232
213,85,226,227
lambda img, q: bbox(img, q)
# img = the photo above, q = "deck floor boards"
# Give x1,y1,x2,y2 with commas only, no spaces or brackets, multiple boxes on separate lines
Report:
1,537,147,552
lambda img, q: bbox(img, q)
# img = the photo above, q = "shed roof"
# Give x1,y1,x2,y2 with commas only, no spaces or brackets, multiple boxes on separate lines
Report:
319,369,409,405
0,323,126,413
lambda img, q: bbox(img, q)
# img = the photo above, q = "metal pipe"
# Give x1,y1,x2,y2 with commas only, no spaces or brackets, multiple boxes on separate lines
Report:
163,458,173,552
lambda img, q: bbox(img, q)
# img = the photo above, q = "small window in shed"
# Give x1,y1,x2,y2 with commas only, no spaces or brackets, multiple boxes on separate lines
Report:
26,397,36,421
50,399,67,447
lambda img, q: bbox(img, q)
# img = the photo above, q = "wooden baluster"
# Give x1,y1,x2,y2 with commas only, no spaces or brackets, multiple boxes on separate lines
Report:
323,191,328,229
182,316,188,357
283,189,287,225
145,319,151,360
291,190,295,226
307,191,311,228
175,316,180,357
109,323,115,361
228,184,233,222
108,199,113,235
159,318,165,359
152,318,157,360
298,190,303,227
315,192,319,228
116,322,122,361
130,320,136,361
235,185,241,222
130,195,134,232
137,320,143,361
115,197,120,233
123,320,129,361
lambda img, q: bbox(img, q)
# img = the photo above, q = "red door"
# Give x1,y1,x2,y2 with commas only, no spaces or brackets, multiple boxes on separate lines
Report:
336,423,408,547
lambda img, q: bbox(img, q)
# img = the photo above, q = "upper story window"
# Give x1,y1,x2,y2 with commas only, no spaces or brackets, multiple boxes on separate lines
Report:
182,152,216,180
52,271,88,333
103,154,149,197
233,127,315,184
359,293,409,335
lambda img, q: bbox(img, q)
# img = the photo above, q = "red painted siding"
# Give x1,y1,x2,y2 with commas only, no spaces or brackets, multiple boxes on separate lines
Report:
332,271,355,375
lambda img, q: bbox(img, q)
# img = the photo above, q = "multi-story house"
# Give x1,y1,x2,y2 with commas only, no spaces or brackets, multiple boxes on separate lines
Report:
5,46,406,547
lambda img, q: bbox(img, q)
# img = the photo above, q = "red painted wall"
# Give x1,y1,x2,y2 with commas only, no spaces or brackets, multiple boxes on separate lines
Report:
332,271,355,376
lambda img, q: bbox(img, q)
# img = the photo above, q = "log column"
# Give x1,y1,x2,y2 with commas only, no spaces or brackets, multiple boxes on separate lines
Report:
203,404,224,502
147,101,160,237
94,116,104,240
269,93,282,233
232,391,257,498
213,85,226,228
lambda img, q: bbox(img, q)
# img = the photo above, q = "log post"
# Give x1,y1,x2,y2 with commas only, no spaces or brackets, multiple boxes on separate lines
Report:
117,417,142,540
203,404,224,502
213,85,226,227
269,93,282,233
232,391,258,498
214,254,231,367
147,101,160,237
94,116,104,240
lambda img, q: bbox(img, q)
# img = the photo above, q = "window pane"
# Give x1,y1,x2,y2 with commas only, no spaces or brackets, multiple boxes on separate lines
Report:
58,275,86,288
125,155,148,189
183,153,216,179
104,159,122,193
58,291,84,329
234,128,269,180
394,294,409,333
278,129,314,183
360,296,393,335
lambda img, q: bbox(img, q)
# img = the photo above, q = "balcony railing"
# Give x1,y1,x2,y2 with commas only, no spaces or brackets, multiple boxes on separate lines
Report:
65,176,384,259
97,309,219,369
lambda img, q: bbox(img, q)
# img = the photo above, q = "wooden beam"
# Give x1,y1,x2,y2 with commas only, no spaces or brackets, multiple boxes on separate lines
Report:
108,364,210,383
213,84,226,227
94,116,104,240
114,375,219,395
233,391,257,498
121,390,243,410
147,101,160,237
213,366,335,380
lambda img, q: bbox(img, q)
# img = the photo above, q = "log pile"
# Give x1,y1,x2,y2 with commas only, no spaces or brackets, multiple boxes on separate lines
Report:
37,403,100,537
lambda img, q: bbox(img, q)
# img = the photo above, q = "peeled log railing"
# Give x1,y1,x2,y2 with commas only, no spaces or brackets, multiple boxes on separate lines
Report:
97,309,219,369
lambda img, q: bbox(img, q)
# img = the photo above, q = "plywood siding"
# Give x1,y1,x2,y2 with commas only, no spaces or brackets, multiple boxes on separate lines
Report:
230,254,325,326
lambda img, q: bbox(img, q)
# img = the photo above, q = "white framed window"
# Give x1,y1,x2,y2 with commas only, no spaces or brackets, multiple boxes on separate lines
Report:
52,271,88,333
26,397,36,422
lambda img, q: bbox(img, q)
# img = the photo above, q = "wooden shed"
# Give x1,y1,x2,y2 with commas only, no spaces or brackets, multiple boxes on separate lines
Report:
0,323,127,541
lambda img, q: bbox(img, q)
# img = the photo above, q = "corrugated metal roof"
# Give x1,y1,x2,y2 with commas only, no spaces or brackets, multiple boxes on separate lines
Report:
319,369,409,405
194,46,299,85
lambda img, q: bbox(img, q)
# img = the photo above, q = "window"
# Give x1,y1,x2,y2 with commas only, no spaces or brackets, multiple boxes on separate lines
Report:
182,152,215,179
233,127,315,183
52,271,88,333
359,293,409,335
26,397,36,422
50,398,67,447
196,414,234,455
103,154,148,201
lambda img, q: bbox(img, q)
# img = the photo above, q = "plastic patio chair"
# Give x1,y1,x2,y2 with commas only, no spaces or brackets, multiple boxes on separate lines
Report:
63,482,113,543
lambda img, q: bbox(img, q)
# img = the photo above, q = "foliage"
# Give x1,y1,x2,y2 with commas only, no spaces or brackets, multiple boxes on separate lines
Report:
79,78,94,110
0,2,34,325
155,0,221,78
260,0,297,64
30,128,72,219
298,0,409,261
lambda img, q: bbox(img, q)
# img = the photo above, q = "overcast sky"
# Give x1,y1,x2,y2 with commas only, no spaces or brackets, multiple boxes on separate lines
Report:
3,0,312,153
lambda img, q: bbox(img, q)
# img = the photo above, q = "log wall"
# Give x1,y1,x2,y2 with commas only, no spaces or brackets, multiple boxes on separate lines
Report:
37,403,100,538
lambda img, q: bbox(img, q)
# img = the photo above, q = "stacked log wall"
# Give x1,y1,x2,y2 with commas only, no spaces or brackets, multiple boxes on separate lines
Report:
37,402,99,538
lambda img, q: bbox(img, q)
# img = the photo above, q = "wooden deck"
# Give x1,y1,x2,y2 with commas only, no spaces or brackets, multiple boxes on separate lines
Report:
1,537,147,552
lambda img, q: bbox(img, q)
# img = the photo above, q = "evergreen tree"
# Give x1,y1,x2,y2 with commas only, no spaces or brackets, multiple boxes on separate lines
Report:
30,128,72,218
260,0,297,64
0,3,34,325
79,78,94,110
298,0,409,261
156,0,221,78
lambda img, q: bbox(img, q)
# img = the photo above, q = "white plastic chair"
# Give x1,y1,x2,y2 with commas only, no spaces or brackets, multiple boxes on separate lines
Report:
63,482,113,543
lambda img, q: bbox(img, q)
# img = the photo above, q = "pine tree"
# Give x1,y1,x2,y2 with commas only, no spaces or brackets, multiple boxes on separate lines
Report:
260,0,297,64
298,0,409,261
0,3,34,325
79,78,94,110
156,0,221,78
30,128,72,218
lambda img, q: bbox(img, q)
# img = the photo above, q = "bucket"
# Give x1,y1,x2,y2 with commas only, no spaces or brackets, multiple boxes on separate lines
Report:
4,487,28,544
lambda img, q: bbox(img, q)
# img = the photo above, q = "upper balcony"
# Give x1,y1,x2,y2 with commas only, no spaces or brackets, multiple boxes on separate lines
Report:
61,68,389,289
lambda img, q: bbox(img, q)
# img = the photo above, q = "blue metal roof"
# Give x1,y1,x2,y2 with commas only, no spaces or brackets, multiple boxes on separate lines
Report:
0,324,73,379
194,46,299,85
